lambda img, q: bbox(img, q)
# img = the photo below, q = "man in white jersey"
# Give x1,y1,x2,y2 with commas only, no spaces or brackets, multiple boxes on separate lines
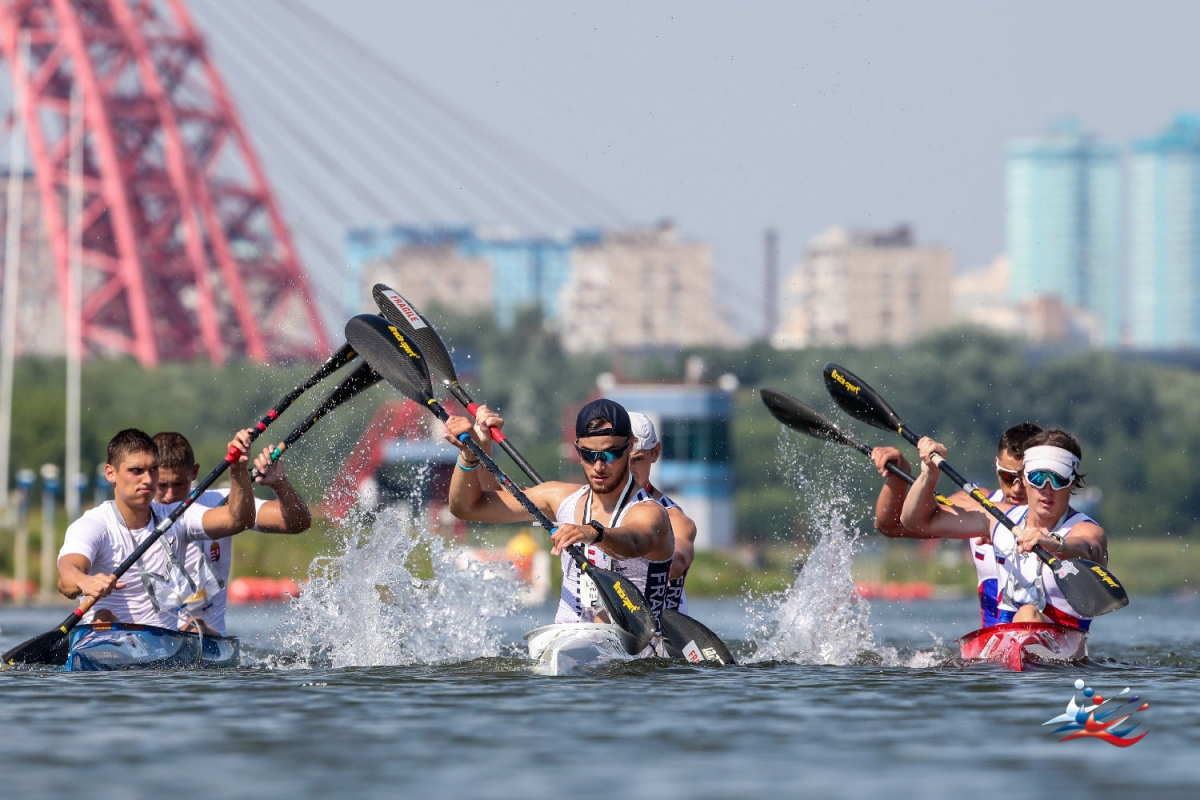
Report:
900,428,1107,630
57,428,257,629
871,422,1041,627
445,398,675,624
153,431,312,635
627,412,697,615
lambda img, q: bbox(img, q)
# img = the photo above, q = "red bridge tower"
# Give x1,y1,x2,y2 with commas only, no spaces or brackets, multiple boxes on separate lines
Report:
1,0,329,366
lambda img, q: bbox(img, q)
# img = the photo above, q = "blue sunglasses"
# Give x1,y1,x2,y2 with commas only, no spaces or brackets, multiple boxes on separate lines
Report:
574,441,630,464
1024,469,1073,491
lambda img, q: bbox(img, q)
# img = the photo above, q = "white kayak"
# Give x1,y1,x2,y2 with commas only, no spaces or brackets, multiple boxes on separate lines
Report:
524,623,654,676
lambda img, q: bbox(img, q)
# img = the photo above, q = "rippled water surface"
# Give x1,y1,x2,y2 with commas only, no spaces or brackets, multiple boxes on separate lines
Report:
3,595,1198,799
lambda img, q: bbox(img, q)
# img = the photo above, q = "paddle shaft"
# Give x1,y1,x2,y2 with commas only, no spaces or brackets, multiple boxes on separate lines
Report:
58,345,359,633
233,364,382,487
445,382,545,483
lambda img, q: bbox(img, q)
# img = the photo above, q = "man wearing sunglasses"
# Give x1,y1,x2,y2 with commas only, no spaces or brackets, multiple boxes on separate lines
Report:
445,398,675,625
871,423,1042,626
900,429,1108,629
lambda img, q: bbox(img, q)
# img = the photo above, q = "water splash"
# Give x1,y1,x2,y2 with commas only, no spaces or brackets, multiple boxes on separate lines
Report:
271,505,520,668
746,433,887,665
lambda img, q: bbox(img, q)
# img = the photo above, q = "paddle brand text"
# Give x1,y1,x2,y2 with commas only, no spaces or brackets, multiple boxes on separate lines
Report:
387,326,422,360
613,581,641,613
828,368,861,396
1090,566,1120,589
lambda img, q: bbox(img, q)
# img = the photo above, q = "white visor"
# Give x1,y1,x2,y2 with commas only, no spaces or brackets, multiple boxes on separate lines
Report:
628,412,659,451
1022,445,1079,480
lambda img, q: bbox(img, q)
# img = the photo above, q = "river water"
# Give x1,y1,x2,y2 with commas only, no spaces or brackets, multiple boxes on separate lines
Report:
3,478,1197,798
2,592,1197,799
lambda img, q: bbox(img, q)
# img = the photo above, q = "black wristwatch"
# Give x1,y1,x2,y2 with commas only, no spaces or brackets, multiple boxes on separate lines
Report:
588,520,605,544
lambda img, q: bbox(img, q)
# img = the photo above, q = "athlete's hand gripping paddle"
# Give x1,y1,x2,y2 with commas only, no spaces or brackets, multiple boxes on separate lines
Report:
821,363,1128,617
2,344,360,667
372,286,733,664
343,313,657,656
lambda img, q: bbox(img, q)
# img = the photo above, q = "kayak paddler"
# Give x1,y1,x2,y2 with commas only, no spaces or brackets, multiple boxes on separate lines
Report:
56,428,258,629
900,428,1108,630
152,431,313,635
445,398,675,624
871,422,1042,627
627,412,697,615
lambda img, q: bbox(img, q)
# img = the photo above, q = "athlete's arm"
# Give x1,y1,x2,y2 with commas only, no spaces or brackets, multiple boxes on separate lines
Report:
445,414,561,523
1016,521,1107,566
872,446,932,539
199,429,258,537
667,507,696,579
56,554,124,600
900,437,992,540
551,502,675,562
251,444,311,534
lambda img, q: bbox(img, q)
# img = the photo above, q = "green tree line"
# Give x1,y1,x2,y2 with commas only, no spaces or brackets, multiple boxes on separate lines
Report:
3,313,1197,548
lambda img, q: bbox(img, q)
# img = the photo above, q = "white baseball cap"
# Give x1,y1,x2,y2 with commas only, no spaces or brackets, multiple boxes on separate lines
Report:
628,412,659,451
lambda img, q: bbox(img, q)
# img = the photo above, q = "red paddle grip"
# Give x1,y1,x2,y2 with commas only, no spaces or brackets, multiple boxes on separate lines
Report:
465,400,507,442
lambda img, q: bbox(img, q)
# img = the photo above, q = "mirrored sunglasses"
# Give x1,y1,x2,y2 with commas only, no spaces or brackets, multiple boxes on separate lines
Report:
574,441,630,465
995,459,1022,486
1024,469,1073,491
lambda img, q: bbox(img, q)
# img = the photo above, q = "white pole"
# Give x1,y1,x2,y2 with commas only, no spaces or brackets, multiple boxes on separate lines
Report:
65,82,84,521
0,32,29,518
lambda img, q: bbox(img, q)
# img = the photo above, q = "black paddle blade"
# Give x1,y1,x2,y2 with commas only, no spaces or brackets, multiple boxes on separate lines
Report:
3,627,70,667
372,284,460,388
761,387,867,452
584,566,657,655
823,363,905,435
660,609,735,665
1052,559,1130,617
344,314,435,407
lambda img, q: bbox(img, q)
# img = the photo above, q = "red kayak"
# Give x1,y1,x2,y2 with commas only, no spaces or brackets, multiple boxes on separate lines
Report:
957,622,1087,672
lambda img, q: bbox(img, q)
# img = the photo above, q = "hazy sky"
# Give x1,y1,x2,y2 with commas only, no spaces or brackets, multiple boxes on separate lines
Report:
10,1,1200,335
279,0,1200,332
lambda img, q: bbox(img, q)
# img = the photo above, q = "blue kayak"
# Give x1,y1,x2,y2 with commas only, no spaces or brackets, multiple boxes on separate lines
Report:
66,622,240,672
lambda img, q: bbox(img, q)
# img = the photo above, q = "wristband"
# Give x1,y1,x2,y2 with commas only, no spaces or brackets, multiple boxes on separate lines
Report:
1047,532,1065,553
457,456,480,472
588,520,605,543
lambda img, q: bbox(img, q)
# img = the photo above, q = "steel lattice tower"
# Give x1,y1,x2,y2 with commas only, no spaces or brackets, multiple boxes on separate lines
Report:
0,0,330,366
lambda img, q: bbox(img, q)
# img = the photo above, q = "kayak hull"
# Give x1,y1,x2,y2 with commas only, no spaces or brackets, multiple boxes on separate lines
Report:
957,622,1087,672
525,623,649,676
66,622,240,672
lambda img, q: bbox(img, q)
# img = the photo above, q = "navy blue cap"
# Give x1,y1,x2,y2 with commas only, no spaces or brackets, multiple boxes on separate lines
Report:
575,398,632,439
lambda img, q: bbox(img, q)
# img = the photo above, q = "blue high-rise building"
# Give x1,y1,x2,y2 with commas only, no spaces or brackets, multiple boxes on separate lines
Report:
1006,119,1123,344
1129,114,1200,349
345,226,601,327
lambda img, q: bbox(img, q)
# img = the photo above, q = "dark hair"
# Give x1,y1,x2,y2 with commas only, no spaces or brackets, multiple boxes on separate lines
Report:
997,422,1043,459
1026,428,1087,489
107,429,157,468
152,432,195,471
585,417,613,434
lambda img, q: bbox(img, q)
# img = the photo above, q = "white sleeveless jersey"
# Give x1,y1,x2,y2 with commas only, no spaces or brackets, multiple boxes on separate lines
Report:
992,505,1097,629
553,485,672,624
